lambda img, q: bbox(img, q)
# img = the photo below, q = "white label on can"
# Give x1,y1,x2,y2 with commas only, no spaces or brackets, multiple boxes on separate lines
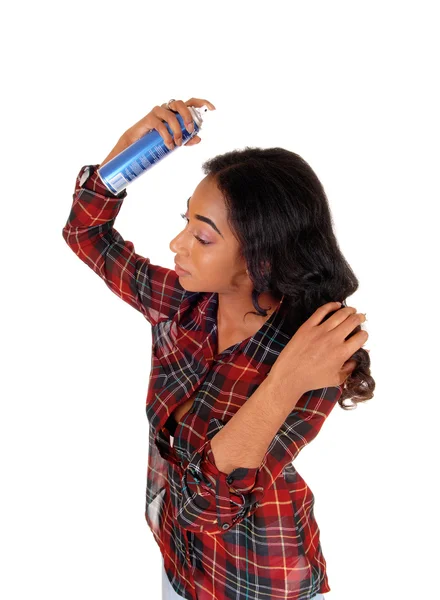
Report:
108,172,129,193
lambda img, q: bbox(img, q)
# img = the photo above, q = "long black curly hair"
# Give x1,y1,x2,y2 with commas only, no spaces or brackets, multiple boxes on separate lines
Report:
201,146,375,410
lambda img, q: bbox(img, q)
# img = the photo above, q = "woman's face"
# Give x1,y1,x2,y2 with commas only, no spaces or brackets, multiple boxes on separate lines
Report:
169,175,249,294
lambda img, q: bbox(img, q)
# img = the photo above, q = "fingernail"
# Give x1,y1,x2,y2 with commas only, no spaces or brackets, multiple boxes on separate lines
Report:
187,122,194,132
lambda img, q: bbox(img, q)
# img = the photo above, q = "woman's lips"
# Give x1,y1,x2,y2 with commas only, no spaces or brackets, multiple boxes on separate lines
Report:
174,263,191,276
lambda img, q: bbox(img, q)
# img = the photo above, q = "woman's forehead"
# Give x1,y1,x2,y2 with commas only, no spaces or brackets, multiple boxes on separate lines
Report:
189,179,228,221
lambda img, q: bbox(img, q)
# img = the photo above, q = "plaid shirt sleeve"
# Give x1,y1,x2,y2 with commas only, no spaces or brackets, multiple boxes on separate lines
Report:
176,384,343,534
62,164,186,326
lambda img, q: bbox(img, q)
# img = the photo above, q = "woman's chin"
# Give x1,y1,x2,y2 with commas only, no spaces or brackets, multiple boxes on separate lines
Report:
176,274,195,289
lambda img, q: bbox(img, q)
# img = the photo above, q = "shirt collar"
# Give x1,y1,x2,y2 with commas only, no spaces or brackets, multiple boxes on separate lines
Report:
175,291,292,376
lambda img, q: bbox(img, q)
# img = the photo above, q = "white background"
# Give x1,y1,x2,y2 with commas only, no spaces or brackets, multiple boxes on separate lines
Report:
1,1,439,599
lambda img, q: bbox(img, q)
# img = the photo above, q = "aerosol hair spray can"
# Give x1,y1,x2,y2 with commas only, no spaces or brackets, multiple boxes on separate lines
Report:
97,105,209,195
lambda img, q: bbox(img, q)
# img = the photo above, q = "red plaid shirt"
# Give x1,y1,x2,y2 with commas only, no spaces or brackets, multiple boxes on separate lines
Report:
63,164,343,600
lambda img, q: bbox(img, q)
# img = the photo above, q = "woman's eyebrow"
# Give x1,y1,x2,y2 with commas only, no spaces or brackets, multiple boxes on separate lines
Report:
186,196,224,238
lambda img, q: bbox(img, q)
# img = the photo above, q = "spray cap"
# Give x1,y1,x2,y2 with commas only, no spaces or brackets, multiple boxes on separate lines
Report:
188,105,209,130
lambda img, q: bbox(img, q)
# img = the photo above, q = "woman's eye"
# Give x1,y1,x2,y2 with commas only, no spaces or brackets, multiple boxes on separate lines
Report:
179,213,210,245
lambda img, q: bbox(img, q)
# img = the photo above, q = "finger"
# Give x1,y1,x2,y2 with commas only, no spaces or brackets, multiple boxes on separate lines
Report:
167,100,196,132
185,136,201,146
153,105,184,146
342,329,369,361
309,302,345,327
144,114,175,150
341,359,357,373
339,360,356,385
184,98,216,110
321,305,358,330
336,311,367,341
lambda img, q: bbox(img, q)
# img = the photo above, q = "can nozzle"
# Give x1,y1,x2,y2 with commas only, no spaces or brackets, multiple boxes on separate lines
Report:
188,105,210,130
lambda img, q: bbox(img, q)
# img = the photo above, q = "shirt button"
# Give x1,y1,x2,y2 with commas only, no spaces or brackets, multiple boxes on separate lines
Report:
222,523,231,530
226,476,234,484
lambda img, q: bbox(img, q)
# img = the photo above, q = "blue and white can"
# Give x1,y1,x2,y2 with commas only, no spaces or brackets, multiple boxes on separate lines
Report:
97,105,208,195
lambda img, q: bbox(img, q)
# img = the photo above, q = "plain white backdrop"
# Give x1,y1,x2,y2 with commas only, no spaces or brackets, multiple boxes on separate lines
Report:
1,1,438,599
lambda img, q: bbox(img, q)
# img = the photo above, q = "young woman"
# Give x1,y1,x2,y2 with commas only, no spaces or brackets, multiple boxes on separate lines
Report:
63,97,374,600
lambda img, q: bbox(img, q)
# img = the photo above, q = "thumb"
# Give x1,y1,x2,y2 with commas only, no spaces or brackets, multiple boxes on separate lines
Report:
185,136,201,146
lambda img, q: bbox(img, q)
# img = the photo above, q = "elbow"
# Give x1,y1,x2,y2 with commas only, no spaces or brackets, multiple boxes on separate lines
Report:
178,450,260,533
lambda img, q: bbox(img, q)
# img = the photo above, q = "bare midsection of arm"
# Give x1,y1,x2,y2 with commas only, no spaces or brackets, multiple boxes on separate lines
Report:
210,375,304,474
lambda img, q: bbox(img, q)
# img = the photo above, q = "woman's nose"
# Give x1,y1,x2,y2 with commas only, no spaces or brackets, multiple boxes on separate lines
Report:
169,232,185,253
169,235,178,253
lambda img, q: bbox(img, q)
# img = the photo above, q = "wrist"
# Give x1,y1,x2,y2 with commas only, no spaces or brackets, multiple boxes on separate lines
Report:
265,369,307,411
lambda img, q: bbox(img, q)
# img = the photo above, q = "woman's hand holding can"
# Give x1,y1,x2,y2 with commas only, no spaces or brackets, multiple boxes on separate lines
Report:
122,97,216,150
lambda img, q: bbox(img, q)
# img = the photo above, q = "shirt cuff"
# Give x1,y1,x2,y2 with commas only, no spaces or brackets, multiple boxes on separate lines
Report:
183,438,261,531
77,164,128,200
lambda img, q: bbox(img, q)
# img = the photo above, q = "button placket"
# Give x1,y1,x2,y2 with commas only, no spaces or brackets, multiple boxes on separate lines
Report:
216,472,233,531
